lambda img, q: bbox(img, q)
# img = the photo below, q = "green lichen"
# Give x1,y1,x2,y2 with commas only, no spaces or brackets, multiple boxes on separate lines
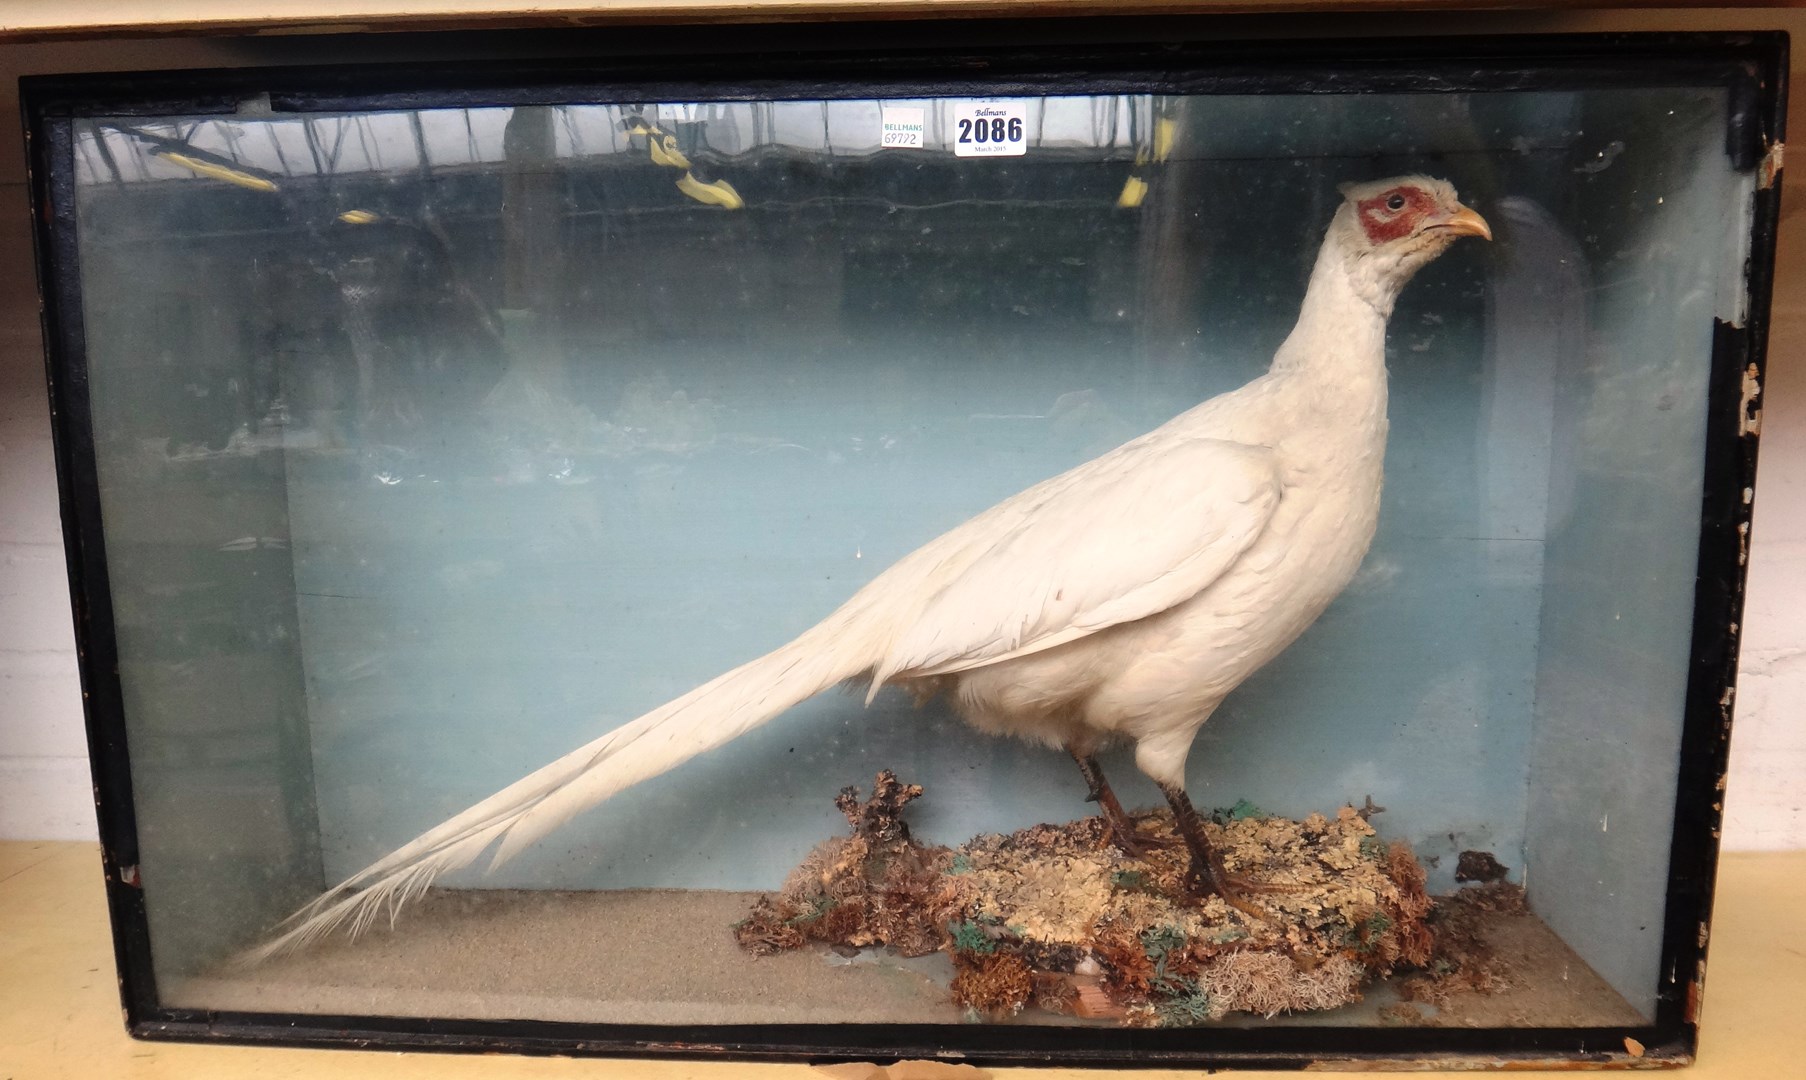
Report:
1142,927,1208,1023
949,919,998,955
1141,924,1186,967
1110,869,1149,891
1211,798,1266,825
1153,979,1213,1027
948,853,973,875
1343,910,1394,953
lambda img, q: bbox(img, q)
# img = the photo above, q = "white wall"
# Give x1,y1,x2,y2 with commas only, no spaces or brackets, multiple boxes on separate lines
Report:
0,36,253,840
0,181,92,838
0,16,1802,854
1724,171,1806,852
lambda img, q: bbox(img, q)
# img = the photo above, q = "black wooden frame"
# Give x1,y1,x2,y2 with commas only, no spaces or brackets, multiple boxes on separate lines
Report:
23,22,1787,1070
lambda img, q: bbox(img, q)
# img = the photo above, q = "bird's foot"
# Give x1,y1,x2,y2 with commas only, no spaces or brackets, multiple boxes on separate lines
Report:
1180,857,1307,921
1220,871,1311,896
1102,816,1182,859
1072,753,1176,859
1181,864,1270,921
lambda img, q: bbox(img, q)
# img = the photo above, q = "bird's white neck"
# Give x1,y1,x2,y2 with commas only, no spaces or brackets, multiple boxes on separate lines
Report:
1268,238,1394,384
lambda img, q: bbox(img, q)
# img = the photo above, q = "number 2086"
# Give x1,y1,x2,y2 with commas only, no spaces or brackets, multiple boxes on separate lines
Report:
957,116,1024,144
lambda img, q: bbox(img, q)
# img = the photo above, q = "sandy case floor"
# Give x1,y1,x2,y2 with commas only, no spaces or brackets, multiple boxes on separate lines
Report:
169,881,1642,1028
175,792,1643,1030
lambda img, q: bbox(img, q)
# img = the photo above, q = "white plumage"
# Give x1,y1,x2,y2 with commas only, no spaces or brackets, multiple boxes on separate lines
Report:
255,175,1488,959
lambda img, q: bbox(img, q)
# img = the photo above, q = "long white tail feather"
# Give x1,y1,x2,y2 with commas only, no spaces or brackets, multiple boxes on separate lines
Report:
244,622,869,964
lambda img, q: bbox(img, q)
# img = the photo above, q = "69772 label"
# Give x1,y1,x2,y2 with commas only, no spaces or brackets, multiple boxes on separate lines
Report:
951,100,1028,157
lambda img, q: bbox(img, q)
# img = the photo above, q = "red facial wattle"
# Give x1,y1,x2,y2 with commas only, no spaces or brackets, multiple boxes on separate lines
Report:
1355,187,1437,244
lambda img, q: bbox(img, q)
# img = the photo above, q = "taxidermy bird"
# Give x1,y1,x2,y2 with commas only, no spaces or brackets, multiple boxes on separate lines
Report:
256,175,1489,958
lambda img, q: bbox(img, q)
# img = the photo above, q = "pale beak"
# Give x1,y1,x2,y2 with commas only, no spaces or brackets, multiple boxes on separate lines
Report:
1432,203,1493,241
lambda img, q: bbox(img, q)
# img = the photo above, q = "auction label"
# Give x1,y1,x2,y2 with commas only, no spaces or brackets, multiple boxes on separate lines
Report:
951,100,1028,157
880,106,926,149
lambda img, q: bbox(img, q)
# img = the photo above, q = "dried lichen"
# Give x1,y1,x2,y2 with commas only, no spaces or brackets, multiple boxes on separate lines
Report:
1396,882,1526,1008
738,775,1441,1026
950,950,1036,1018
731,896,806,956
1386,840,1437,968
1194,948,1365,1019
739,771,959,958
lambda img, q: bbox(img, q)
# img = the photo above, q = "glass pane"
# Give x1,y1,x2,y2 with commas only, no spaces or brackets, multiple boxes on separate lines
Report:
69,83,1745,1030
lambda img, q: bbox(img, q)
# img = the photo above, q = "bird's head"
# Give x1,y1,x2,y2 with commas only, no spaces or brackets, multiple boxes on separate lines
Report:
1327,175,1491,310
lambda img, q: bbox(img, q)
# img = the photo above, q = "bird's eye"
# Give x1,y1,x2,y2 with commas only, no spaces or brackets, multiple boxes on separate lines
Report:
1386,193,1408,211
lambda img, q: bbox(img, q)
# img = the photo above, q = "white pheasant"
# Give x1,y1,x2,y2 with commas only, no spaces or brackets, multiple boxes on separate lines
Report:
256,175,1489,958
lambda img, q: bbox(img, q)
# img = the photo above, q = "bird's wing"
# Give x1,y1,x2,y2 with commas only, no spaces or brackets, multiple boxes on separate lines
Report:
873,437,1282,684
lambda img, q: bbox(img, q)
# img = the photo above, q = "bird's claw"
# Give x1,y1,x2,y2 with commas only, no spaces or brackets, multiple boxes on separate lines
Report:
1222,872,1311,896
1180,860,1302,922
1104,820,1181,858
1110,831,1148,859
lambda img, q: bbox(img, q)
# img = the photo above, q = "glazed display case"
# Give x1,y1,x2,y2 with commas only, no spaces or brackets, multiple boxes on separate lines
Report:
25,24,1785,1070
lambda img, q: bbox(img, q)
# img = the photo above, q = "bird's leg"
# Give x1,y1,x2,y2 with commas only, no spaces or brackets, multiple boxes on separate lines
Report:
1070,749,1161,857
1157,782,1281,920
1157,782,1235,897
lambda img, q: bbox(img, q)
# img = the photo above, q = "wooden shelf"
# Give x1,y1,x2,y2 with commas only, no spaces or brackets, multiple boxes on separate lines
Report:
1,1,1796,43
1,842,1802,1078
